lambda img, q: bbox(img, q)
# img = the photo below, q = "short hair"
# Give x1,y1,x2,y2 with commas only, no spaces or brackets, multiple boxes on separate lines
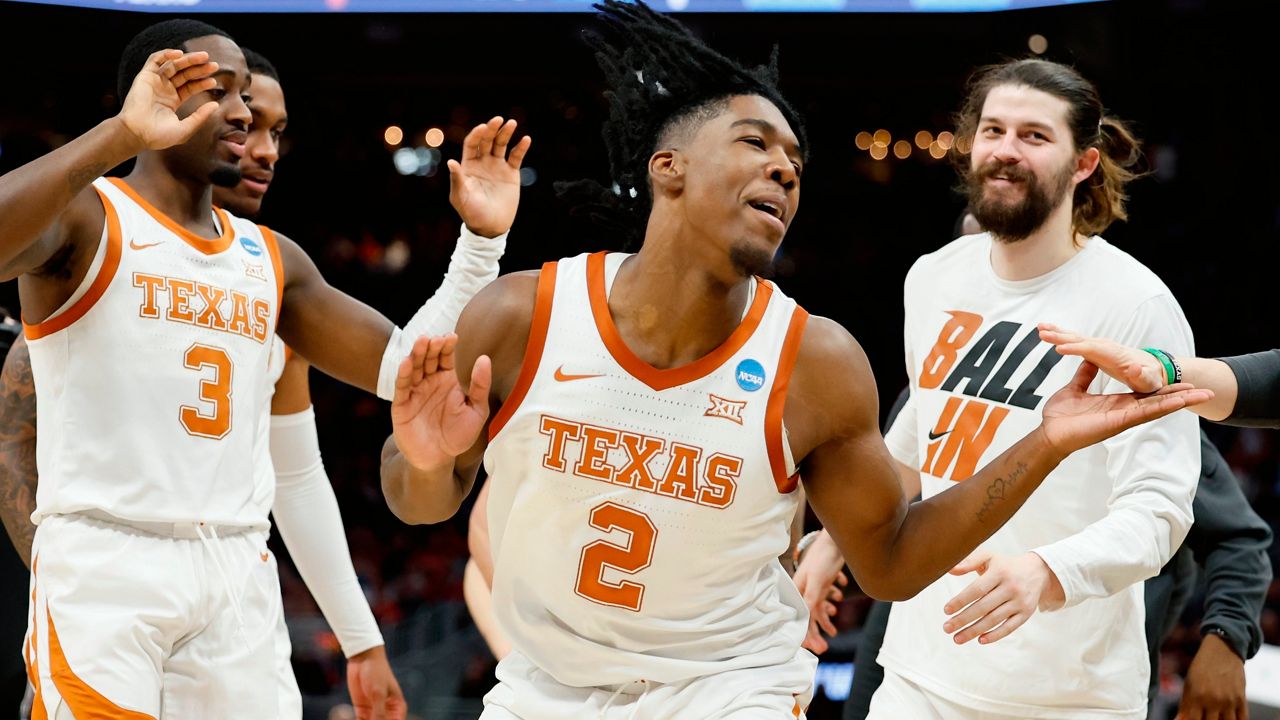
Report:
557,1,807,246
241,47,280,84
117,19,235,102
954,58,1142,236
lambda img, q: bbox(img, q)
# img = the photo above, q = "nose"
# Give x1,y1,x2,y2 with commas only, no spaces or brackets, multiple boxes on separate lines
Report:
991,132,1021,164
226,93,251,131
766,152,797,191
247,133,278,167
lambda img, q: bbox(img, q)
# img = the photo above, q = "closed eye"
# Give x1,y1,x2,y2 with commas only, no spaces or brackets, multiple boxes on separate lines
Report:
740,136,766,149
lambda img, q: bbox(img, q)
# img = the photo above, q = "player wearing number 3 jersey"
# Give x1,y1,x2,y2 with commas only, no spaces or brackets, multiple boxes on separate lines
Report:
379,5,1212,720
0,18,529,720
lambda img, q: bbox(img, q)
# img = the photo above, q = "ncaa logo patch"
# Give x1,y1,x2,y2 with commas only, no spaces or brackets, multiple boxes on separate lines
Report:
239,236,263,257
735,359,766,392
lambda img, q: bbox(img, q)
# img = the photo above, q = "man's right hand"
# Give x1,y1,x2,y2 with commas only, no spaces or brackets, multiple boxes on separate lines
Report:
390,334,491,473
117,49,220,152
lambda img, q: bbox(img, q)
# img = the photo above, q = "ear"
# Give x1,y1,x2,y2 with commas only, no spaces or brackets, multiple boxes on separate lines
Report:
648,149,684,196
1072,146,1101,185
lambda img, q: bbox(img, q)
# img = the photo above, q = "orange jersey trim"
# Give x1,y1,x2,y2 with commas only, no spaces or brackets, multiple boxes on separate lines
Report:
23,187,123,340
259,225,285,326
107,178,234,255
586,251,774,392
766,305,809,493
26,557,47,720
46,606,155,720
488,262,558,441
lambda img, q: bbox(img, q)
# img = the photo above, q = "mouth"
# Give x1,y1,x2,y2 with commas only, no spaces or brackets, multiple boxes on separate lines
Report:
240,172,272,195
220,131,248,158
746,196,787,233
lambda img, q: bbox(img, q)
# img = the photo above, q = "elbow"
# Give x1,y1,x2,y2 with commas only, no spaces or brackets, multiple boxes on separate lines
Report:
381,474,463,526
856,575,920,603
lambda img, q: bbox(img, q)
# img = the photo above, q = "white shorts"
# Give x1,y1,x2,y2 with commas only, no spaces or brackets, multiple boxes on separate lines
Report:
481,648,816,720
23,513,286,720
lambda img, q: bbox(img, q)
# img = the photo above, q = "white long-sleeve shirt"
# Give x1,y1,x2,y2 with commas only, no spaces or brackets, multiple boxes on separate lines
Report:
266,225,505,656
879,234,1198,719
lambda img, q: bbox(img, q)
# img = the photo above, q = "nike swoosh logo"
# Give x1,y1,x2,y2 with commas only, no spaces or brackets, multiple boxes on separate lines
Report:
260,552,270,563
927,429,953,441
129,239,165,250
554,366,603,382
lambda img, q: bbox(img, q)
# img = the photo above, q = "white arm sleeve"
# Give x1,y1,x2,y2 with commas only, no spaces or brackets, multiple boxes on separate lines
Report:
270,407,384,657
375,224,508,400
1032,294,1200,609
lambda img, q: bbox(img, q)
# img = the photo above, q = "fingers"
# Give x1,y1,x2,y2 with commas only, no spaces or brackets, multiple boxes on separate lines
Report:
943,572,997,615
369,686,388,720
175,77,218,105
815,602,839,636
468,117,504,159
944,587,1005,637
461,121,487,161
144,48,185,71
1067,360,1100,393
393,336,432,404
952,600,1016,644
948,549,991,577
507,134,532,169
491,118,517,158
447,158,463,193
835,571,849,587
976,605,1030,644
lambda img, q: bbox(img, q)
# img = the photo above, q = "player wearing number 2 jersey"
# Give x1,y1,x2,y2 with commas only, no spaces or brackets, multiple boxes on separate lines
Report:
379,4,1210,719
0,19,529,720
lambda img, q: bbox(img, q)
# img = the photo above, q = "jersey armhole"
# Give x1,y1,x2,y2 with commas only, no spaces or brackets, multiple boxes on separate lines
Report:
488,262,558,441
765,306,809,493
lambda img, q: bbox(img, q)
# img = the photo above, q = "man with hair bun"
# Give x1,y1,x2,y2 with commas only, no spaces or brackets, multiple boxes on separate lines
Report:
797,58,1202,719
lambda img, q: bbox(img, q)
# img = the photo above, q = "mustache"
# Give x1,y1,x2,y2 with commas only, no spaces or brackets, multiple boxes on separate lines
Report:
976,162,1034,183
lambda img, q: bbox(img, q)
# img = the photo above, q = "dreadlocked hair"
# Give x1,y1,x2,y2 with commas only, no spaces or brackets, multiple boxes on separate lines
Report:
556,0,807,248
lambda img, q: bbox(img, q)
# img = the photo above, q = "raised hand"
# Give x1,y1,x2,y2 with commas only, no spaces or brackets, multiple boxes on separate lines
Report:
448,116,532,238
1038,323,1165,393
1038,360,1212,456
118,49,220,151
390,335,491,473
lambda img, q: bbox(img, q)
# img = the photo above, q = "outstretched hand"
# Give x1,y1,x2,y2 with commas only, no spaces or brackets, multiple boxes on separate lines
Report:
118,49,221,151
448,116,532,238
1038,360,1212,456
1038,323,1166,394
390,335,491,472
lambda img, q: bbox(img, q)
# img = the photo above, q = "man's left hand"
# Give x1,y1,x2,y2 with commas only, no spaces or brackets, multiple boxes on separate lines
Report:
1176,632,1247,720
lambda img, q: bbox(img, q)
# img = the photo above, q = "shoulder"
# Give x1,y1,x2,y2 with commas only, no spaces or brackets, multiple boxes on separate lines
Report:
1083,237,1179,304
785,315,880,458
903,233,987,289
455,268,548,400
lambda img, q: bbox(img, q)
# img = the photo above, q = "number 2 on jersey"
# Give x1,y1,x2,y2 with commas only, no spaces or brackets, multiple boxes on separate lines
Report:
575,502,658,612
180,343,233,439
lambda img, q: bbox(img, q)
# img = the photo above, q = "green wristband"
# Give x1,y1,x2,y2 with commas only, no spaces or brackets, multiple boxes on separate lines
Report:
1142,348,1176,386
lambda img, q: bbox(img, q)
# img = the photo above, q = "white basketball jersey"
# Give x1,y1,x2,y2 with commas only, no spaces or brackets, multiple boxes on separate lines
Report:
27,177,285,529
485,251,810,687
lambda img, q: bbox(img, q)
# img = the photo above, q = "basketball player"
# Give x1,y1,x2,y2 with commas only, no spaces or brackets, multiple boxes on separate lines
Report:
378,5,1210,718
1040,326,1280,428
0,19,526,719
794,59,1204,719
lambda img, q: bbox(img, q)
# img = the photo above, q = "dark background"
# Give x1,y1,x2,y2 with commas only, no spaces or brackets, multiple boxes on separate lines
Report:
2,1,1277,718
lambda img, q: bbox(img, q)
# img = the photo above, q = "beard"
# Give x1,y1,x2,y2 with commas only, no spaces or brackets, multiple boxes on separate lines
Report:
209,162,243,188
729,242,775,278
966,159,1073,242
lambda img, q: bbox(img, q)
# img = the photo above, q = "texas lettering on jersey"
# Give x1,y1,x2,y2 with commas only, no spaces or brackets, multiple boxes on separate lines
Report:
918,311,1064,482
539,414,742,510
133,272,273,344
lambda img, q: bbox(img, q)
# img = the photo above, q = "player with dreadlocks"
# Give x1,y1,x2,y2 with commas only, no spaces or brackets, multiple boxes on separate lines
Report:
379,3,1210,717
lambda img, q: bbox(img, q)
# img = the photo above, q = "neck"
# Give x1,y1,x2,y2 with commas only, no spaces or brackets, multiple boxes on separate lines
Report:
608,207,754,369
127,153,217,231
988,201,1087,281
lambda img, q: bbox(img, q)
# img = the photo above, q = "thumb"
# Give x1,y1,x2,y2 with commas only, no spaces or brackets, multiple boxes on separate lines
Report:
1067,360,1100,393
950,549,991,576
447,159,464,196
468,355,492,409
176,101,218,138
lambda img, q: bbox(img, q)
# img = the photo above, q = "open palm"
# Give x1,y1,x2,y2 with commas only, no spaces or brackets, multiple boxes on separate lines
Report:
119,49,221,150
1040,360,1211,455
391,335,491,472
448,117,532,238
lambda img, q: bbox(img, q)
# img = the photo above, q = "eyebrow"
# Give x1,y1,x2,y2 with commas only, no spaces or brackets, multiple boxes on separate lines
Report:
729,118,804,162
979,116,1057,134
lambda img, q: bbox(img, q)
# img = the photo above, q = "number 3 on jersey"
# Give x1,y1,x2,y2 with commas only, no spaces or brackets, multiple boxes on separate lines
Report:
575,502,658,612
180,343,233,439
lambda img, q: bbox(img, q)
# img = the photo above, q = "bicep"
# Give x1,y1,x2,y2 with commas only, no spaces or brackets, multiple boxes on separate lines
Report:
275,233,394,393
